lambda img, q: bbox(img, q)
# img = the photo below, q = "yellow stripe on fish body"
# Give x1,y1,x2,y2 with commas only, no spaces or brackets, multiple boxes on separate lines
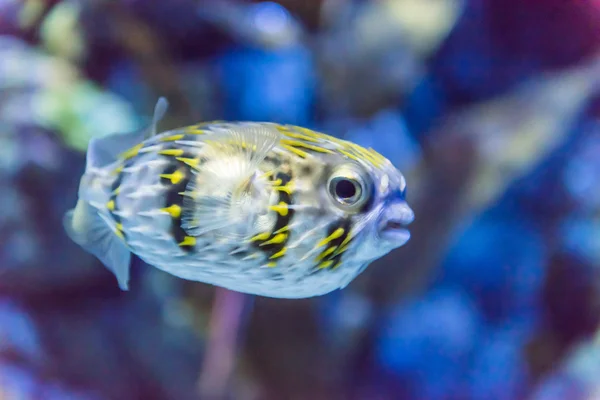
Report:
160,169,185,185
282,144,308,158
120,143,144,160
114,223,125,239
281,139,333,154
277,128,321,143
161,204,182,218
184,126,207,134
317,228,345,248
179,236,196,247
160,134,185,142
251,232,271,242
175,157,201,169
274,182,293,195
316,246,337,261
112,165,124,176
159,149,185,157
260,233,288,246
274,225,290,234
270,202,289,216
333,243,350,257
318,260,334,269
269,247,287,259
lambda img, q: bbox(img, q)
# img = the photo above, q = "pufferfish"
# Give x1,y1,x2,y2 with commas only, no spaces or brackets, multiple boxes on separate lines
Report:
64,98,414,298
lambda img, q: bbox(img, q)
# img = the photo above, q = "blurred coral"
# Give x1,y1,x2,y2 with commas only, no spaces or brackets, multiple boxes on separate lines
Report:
0,0,600,399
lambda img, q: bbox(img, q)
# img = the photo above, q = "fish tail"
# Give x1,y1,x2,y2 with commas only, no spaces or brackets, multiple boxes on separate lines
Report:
63,199,131,290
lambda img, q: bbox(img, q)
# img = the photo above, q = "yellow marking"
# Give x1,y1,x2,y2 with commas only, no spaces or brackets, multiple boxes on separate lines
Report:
159,149,185,157
270,202,289,216
282,144,308,158
160,169,185,185
339,233,352,249
262,170,275,179
294,126,326,139
368,147,386,164
270,178,283,186
333,243,350,257
112,165,124,176
266,262,277,268
274,183,293,195
317,228,345,248
250,232,271,242
120,143,144,160
106,200,115,211
332,260,343,270
359,148,381,167
340,143,386,168
316,246,337,261
184,126,206,134
176,157,200,169
281,139,333,154
179,236,196,247
269,247,287,259
160,134,185,142
260,233,287,246
115,222,125,239
275,125,292,133
274,226,290,234
161,204,182,218
280,130,320,143
339,149,362,163
112,187,121,195
281,125,386,168
318,260,334,269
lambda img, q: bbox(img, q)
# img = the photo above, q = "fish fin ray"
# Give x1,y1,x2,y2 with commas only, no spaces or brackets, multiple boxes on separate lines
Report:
150,97,169,137
85,97,169,169
182,123,280,238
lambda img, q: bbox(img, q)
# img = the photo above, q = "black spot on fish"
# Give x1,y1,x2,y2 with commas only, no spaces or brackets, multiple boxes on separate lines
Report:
300,164,313,177
264,155,281,166
107,159,136,240
315,218,352,270
252,170,294,262
160,149,197,252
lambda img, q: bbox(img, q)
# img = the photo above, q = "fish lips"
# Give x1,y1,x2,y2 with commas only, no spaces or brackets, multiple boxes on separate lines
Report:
378,201,414,245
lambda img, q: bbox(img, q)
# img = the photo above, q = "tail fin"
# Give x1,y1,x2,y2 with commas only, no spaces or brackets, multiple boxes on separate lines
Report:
63,200,132,290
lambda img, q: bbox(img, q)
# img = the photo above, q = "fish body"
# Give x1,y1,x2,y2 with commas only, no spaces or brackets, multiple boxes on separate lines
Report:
64,99,413,298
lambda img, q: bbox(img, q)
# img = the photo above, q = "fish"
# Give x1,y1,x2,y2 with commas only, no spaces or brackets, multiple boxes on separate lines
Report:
63,98,414,298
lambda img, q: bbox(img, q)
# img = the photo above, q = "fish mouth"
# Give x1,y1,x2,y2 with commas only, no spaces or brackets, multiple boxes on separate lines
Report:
378,202,414,244
379,220,411,244
383,220,406,230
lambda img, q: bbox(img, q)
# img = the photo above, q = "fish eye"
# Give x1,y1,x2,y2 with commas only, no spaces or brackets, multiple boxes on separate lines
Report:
327,165,371,211
331,177,361,202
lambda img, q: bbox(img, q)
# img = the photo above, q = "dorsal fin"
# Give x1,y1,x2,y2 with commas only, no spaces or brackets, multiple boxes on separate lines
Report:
86,97,169,170
151,97,169,137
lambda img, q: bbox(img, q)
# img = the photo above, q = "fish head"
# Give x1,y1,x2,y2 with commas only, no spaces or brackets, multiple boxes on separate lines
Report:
284,135,414,279
318,151,413,263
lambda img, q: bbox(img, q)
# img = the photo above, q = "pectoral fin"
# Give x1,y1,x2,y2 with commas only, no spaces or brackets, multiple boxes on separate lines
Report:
182,123,281,238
